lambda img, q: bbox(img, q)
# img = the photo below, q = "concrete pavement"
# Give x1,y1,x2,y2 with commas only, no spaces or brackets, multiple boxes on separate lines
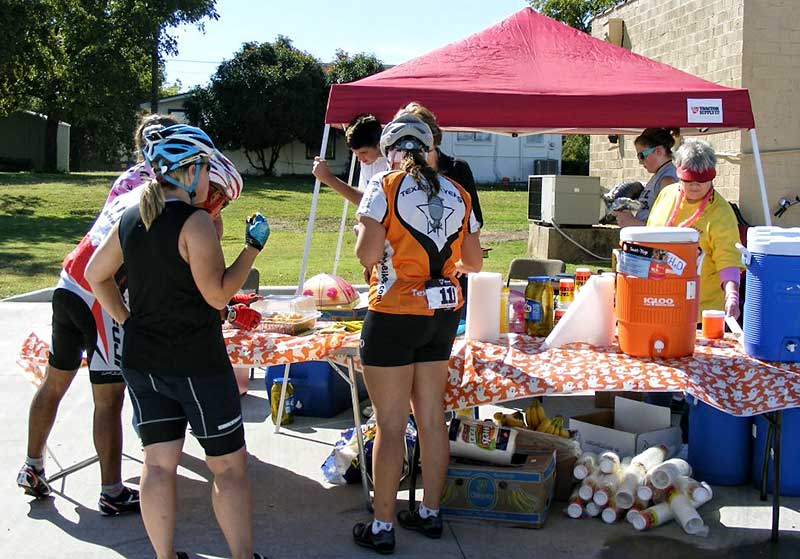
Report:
1,301,799,559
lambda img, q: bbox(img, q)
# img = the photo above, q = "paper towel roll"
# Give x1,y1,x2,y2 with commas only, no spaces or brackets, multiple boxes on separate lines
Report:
544,274,616,348
465,272,502,342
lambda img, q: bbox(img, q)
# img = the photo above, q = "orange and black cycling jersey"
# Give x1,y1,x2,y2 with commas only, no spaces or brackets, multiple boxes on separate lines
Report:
356,170,480,316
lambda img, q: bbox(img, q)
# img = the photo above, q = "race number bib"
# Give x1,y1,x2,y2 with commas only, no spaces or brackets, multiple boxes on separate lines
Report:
425,278,458,310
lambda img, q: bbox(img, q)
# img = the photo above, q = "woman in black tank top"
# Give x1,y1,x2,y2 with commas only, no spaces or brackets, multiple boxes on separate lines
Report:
86,125,269,559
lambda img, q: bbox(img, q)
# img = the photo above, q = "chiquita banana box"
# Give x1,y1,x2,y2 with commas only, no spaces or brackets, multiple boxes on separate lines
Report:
440,450,556,528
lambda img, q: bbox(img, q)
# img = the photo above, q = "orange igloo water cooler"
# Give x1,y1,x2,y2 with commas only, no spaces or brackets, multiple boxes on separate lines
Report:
615,227,700,358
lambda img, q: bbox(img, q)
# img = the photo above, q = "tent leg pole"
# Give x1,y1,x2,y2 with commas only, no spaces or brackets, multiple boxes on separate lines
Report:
297,124,331,293
749,129,772,226
332,155,358,276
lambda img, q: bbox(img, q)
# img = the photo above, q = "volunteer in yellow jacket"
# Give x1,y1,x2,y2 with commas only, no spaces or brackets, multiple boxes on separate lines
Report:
647,138,743,319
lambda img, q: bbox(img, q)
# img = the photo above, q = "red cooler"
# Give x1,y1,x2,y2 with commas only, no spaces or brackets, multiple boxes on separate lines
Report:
615,227,700,358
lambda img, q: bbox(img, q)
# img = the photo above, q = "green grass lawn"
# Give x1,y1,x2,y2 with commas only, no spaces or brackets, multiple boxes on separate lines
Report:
0,171,605,299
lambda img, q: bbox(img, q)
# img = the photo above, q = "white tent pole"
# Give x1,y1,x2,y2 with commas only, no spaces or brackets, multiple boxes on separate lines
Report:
332,155,358,276
749,129,772,226
297,124,331,294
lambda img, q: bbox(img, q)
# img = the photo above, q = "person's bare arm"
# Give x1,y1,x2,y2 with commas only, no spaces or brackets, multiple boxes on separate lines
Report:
457,231,483,273
86,224,130,325
182,211,261,309
355,218,386,269
312,157,363,205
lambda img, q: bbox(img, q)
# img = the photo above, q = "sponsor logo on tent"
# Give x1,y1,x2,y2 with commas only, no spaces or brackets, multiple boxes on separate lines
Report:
687,98,723,124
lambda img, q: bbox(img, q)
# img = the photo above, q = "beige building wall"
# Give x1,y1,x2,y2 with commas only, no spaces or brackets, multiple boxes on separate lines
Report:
591,0,800,226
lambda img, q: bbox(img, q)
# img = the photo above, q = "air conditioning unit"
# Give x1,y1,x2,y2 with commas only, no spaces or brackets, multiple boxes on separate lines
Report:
528,175,601,226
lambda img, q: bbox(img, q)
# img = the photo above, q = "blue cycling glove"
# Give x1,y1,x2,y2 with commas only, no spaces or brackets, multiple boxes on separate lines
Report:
245,213,270,250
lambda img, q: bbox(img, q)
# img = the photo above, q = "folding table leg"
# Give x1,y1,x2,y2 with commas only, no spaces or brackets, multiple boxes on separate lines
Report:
328,356,372,512
47,455,100,483
771,410,782,543
273,363,291,434
760,420,774,501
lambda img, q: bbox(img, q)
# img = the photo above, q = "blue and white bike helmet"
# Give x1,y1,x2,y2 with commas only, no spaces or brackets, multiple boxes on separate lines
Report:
142,124,216,203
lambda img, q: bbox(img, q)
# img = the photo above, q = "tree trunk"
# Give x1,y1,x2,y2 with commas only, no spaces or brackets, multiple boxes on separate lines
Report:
43,112,61,172
150,28,160,114
268,146,282,176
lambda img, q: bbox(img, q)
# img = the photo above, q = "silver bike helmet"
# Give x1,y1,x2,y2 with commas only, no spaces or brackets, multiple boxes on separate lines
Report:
379,114,434,157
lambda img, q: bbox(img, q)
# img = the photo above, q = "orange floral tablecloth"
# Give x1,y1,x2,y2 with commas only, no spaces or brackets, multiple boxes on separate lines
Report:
17,328,349,382
19,330,800,416
329,334,800,417
223,328,348,367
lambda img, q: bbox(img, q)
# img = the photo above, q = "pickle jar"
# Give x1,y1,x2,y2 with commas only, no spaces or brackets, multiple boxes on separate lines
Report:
524,276,554,336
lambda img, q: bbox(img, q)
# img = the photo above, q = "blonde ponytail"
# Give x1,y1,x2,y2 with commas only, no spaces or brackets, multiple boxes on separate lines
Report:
400,151,440,197
139,179,166,230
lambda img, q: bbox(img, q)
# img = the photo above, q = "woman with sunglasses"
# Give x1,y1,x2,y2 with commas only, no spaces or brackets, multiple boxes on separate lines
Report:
613,128,680,227
86,124,268,559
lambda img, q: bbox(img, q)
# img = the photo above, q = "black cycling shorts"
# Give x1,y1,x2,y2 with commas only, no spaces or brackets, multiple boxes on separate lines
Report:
49,288,124,384
122,367,245,457
359,309,461,367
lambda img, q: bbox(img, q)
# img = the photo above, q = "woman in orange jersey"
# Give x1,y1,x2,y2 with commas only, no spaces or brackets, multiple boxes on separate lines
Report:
351,114,482,554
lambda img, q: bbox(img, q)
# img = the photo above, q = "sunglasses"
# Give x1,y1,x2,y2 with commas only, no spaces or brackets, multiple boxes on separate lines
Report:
636,146,657,161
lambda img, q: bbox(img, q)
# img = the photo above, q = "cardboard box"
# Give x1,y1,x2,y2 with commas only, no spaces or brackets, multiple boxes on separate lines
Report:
594,391,647,408
514,429,581,502
440,451,556,528
569,397,681,457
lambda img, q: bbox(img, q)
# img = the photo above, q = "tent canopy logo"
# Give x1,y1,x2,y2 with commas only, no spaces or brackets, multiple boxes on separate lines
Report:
687,98,723,123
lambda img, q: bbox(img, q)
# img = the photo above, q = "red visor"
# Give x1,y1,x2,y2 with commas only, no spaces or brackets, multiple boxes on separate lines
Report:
676,165,716,183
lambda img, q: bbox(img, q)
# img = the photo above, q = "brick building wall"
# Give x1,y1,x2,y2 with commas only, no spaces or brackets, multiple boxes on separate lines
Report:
590,0,800,226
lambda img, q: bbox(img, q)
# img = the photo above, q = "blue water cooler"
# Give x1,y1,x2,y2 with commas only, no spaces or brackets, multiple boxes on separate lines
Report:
752,408,800,496
687,395,752,485
742,227,800,362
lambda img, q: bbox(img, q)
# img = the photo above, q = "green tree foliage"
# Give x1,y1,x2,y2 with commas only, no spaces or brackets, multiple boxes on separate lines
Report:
186,37,327,176
0,1,58,116
120,0,218,112
528,0,620,33
326,50,384,85
2,1,216,171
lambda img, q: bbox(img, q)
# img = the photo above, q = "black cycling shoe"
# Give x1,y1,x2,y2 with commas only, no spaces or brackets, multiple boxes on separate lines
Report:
397,509,443,539
353,522,395,555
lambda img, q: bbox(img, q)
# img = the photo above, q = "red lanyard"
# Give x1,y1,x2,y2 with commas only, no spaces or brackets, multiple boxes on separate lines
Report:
665,187,713,228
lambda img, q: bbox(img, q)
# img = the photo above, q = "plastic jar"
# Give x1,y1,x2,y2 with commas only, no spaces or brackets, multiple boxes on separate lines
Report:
524,276,554,336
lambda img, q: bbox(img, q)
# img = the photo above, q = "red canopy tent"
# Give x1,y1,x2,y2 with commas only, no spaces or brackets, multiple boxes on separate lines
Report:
325,7,755,135
298,7,769,290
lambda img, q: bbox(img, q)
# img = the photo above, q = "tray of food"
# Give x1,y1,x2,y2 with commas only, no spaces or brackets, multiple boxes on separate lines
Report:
256,311,322,335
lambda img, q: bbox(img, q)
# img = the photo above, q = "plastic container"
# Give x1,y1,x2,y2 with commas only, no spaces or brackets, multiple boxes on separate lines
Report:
266,361,365,418
525,276,554,336
752,407,800,496
615,226,700,358
701,310,725,339
253,294,320,334
270,378,295,425
741,226,800,362
687,395,752,485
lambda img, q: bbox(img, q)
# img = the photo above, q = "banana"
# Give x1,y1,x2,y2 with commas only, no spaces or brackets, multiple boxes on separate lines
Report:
441,481,455,505
536,418,553,433
536,403,548,426
559,426,570,438
504,412,526,429
524,404,539,429
510,488,537,512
